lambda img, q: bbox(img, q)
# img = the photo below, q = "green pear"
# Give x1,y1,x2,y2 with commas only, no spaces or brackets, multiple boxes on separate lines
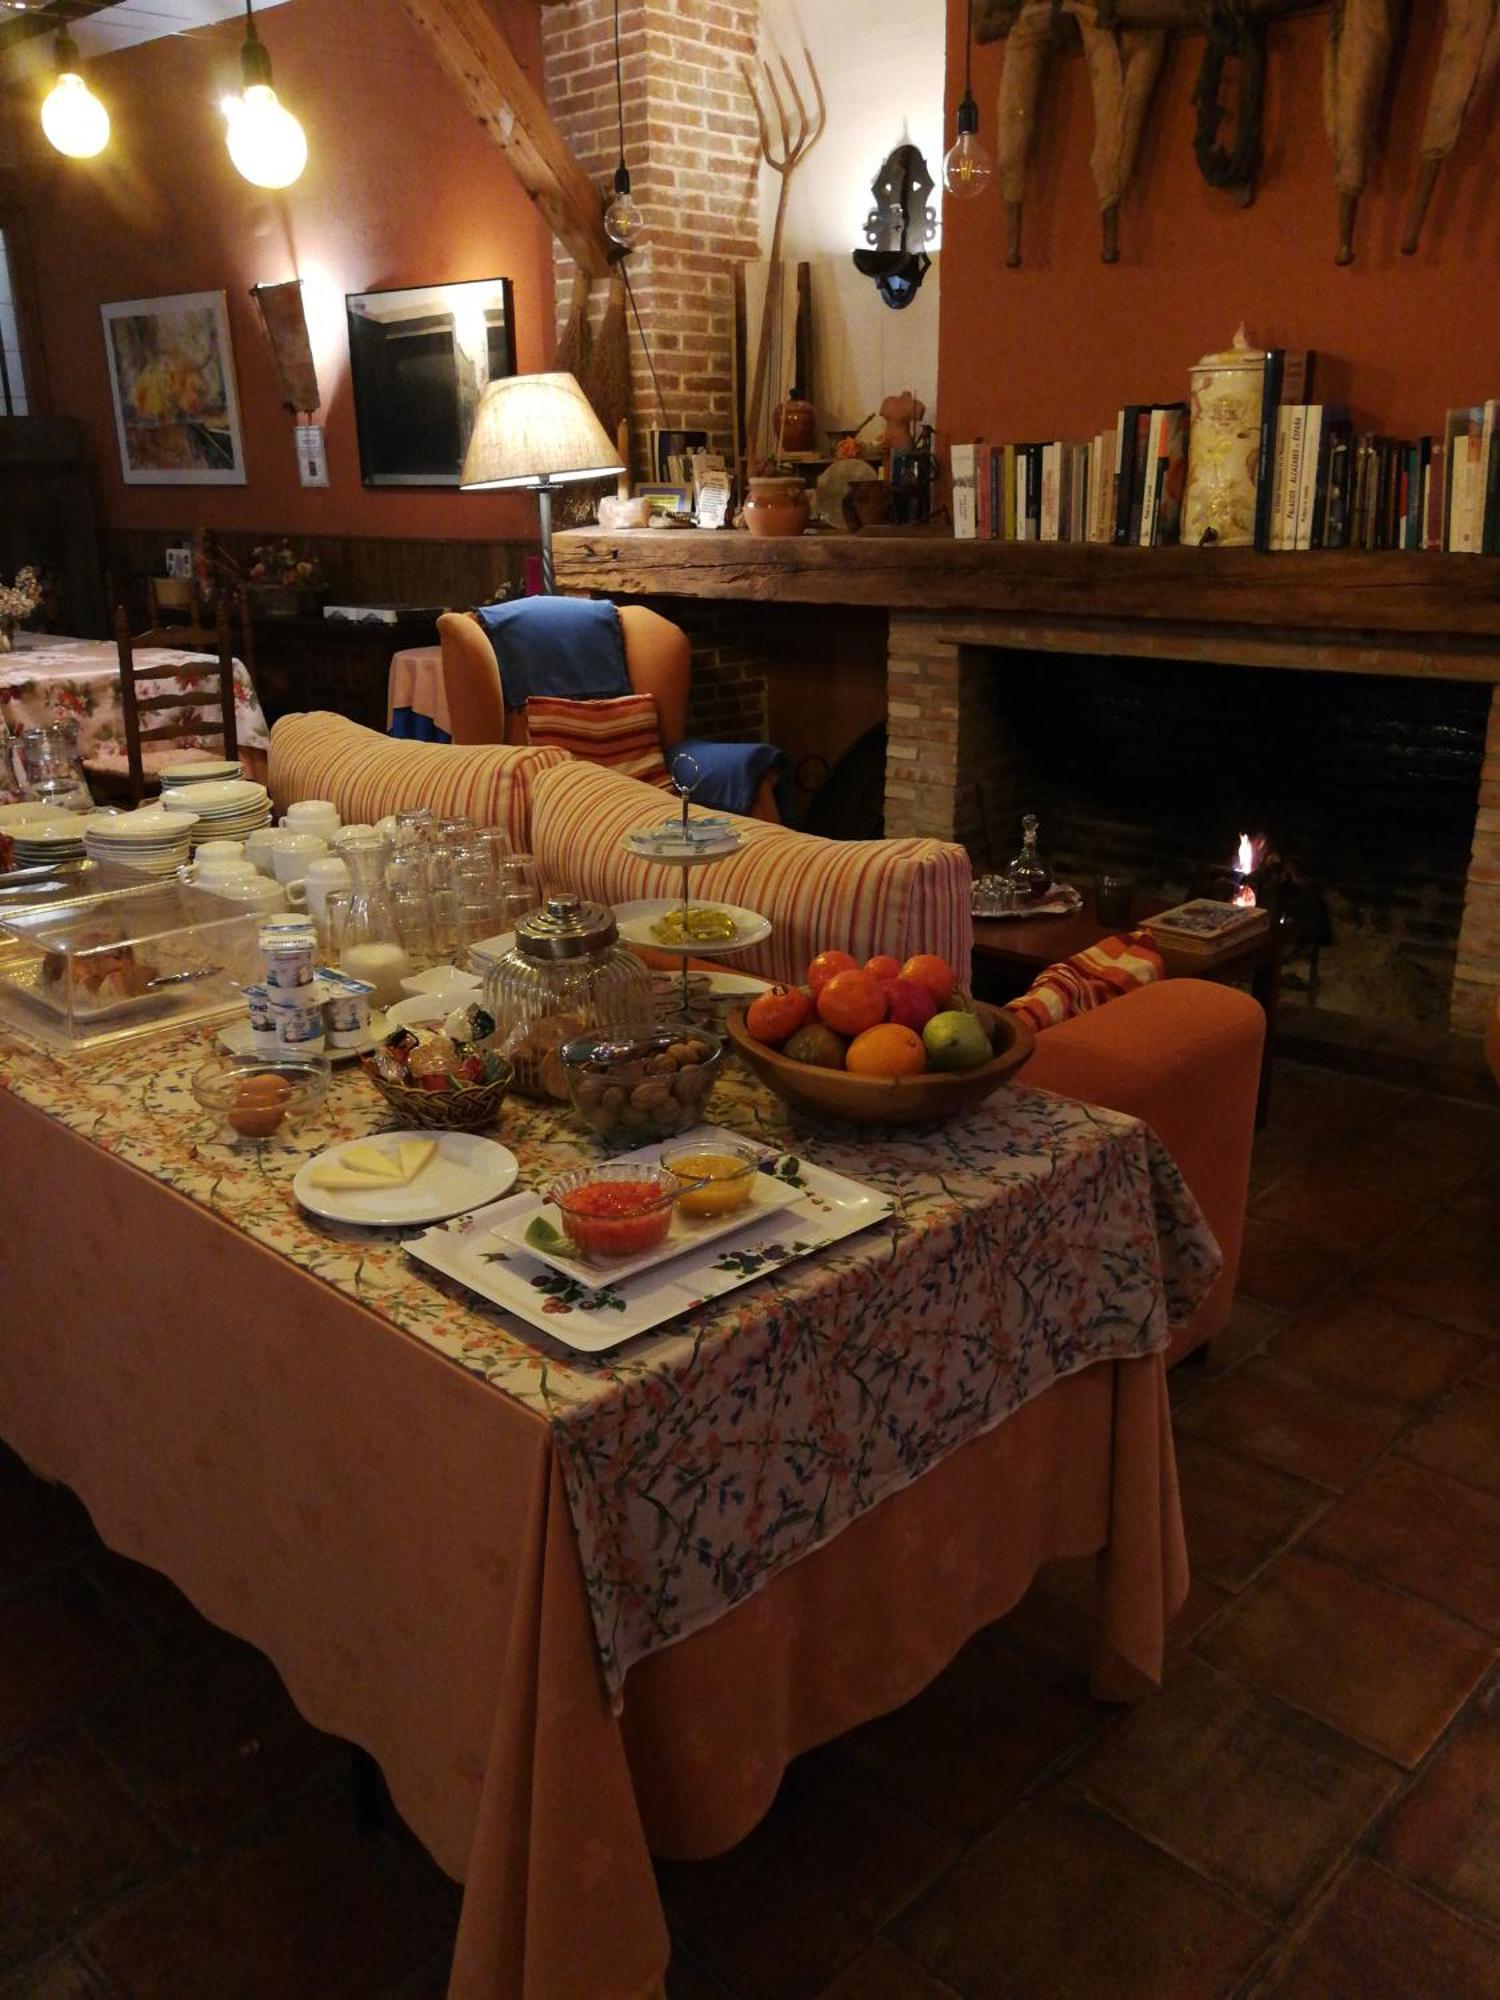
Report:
922,1009,993,1073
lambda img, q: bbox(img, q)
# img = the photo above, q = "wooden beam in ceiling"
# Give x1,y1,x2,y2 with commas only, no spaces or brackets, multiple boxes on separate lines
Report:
395,0,612,279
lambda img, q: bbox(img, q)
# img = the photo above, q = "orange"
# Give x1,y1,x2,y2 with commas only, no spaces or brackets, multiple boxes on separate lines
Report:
900,953,957,1008
864,954,902,984
807,948,859,997
816,968,888,1037
846,1023,927,1078
745,984,812,1046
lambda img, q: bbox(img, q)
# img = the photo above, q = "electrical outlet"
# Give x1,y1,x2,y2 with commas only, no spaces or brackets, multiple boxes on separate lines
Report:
295,423,328,488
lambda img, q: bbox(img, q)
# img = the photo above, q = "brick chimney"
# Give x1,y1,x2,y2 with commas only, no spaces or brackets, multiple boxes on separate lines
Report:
541,0,761,468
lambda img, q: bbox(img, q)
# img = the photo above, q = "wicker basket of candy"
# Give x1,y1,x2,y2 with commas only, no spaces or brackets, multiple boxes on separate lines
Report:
360,1005,512,1131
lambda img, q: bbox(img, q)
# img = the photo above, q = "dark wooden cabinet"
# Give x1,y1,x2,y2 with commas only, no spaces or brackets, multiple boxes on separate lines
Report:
246,613,441,732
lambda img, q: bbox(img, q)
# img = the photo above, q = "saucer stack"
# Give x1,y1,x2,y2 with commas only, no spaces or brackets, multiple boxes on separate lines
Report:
7,809,90,866
160,778,271,849
83,808,197,876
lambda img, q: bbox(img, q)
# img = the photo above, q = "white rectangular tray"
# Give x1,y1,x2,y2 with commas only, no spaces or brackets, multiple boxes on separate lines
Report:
406,1124,894,1354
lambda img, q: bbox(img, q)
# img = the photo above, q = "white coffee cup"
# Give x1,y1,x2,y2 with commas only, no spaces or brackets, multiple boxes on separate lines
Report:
286,853,351,925
245,825,296,875
282,799,340,838
196,839,244,861
271,832,330,885
330,823,375,850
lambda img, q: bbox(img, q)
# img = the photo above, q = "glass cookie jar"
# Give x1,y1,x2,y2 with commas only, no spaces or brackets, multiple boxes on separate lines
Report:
482,894,653,1101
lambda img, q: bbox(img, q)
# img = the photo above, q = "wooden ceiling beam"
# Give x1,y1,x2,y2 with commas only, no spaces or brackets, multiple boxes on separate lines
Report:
976,0,1327,39
395,0,611,279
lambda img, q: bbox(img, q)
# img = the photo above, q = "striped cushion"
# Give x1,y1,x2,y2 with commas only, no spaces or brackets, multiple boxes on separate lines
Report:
268,712,568,852
524,694,672,789
530,761,973,985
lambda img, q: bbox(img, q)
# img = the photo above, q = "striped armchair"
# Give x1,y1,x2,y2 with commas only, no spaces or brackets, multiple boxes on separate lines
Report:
528,760,973,986
268,713,568,854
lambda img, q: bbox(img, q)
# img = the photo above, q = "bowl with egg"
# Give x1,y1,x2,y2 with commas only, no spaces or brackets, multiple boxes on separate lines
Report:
191,1053,330,1142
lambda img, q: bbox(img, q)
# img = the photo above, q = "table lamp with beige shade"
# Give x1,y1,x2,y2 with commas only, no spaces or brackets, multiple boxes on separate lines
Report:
460,372,623,594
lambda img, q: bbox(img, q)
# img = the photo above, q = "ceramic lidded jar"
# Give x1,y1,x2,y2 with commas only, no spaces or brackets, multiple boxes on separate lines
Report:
743,476,810,538
1182,325,1266,548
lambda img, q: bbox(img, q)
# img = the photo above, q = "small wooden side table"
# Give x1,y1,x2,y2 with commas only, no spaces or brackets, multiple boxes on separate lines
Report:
971,889,1282,1126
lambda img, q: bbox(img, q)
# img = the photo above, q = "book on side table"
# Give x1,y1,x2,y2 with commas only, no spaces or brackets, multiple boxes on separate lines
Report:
1143,899,1270,957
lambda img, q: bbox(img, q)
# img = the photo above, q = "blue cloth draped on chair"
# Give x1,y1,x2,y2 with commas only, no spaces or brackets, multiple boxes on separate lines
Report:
388,707,451,744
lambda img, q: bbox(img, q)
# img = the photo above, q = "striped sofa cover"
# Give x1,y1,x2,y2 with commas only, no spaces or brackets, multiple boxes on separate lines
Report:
530,761,973,984
268,714,568,854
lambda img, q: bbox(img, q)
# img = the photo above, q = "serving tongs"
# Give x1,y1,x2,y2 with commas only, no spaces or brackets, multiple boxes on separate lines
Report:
145,964,224,991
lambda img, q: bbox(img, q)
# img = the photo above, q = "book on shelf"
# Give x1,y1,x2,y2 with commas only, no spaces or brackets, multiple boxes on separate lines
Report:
1144,900,1270,953
950,441,978,540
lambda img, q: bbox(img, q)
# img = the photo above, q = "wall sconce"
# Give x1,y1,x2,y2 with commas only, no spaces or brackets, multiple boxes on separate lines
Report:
852,144,936,310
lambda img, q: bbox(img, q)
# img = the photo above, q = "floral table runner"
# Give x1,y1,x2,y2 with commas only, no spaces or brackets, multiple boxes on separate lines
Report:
0,1017,1219,1695
2,635,269,762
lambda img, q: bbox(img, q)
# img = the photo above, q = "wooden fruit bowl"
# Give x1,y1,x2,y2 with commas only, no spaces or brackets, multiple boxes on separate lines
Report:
724,1002,1034,1126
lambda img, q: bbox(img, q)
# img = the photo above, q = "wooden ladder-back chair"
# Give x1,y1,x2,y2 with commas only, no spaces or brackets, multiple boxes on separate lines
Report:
111,599,238,805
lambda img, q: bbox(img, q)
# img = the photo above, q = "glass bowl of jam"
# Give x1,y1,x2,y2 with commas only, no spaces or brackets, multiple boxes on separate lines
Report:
658,1139,759,1218
548,1162,680,1260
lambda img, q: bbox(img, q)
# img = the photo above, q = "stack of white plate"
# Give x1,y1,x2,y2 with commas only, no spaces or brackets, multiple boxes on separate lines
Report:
83,807,198,876
159,759,243,791
160,778,271,848
7,809,91,866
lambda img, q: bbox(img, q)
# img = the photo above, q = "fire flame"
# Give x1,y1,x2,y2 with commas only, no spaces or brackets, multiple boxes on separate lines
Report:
1232,831,1261,907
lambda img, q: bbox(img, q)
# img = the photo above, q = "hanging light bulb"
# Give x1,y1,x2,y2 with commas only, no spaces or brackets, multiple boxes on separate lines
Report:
222,1,307,191
602,0,643,251
604,161,643,249
41,29,110,160
942,0,992,201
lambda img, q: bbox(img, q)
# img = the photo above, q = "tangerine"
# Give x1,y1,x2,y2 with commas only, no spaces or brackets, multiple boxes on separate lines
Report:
845,1022,928,1078
900,953,957,1008
745,984,812,1046
807,948,859,997
864,953,902,983
816,968,887,1037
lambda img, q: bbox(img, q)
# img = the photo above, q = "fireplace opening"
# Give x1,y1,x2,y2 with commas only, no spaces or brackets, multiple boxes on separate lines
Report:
981,654,1489,1032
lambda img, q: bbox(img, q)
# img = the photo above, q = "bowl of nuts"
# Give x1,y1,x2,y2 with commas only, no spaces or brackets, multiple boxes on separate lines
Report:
558,1027,724,1144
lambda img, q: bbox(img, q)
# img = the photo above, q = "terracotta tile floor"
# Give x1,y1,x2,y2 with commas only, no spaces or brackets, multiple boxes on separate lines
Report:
2,1061,1497,2000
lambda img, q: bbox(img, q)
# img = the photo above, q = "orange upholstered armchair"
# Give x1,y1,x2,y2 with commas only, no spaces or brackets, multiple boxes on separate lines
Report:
436,604,779,820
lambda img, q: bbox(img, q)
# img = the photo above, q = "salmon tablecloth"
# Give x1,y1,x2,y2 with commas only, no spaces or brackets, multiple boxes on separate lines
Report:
0,1016,1209,1998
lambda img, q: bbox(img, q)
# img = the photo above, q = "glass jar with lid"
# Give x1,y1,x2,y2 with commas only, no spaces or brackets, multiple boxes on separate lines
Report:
483,893,653,1101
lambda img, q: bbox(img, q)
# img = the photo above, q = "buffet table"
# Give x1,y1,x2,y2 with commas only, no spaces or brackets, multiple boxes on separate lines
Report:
0,1018,1214,1998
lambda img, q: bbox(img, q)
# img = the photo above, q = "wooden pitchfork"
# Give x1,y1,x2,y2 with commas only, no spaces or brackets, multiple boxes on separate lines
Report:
741,47,826,484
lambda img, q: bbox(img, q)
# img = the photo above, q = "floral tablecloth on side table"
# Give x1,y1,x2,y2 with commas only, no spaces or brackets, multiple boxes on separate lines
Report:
0,1014,1219,1696
1,634,269,763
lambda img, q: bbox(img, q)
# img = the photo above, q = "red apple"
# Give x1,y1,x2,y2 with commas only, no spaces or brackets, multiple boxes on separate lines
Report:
883,976,937,1032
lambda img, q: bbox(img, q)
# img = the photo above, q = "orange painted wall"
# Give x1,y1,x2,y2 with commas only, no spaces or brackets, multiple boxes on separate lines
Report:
9,0,556,543
938,4,1500,451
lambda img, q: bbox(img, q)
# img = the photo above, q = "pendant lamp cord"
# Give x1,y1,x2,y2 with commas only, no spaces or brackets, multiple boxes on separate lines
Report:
614,0,626,171
964,0,974,98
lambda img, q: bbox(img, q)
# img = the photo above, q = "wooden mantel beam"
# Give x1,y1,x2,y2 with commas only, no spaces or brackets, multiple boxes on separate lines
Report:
396,0,611,279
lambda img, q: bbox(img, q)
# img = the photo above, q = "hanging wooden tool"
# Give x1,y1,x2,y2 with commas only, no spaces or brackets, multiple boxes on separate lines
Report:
1324,0,1400,264
996,0,1061,266
741,47,826,483
1402,0,1500,254
1065,3,1169,262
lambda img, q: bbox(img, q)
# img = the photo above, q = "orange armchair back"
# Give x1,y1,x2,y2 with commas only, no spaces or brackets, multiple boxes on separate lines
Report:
436,604,690,749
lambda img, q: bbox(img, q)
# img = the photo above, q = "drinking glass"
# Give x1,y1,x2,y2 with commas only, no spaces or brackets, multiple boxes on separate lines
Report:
386,849,437,967
498,853,542,921
322,890,351,964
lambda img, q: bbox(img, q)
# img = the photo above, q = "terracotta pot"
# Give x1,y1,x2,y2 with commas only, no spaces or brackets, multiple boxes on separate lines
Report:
843,479,894,532
772,398,816,453
744,477,809,539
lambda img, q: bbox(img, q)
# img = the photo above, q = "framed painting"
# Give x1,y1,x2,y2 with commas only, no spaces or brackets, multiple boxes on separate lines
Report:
100,290,247,485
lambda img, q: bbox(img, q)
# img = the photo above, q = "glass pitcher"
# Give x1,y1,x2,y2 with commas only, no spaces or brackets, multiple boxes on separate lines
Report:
19,720,92,812
331,832,411,1004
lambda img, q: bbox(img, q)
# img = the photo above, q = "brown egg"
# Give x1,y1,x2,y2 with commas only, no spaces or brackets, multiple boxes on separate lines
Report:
227,1071,292,1136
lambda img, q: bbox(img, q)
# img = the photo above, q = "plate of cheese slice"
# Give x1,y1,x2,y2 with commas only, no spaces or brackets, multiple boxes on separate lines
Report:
294,1130,519,1226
